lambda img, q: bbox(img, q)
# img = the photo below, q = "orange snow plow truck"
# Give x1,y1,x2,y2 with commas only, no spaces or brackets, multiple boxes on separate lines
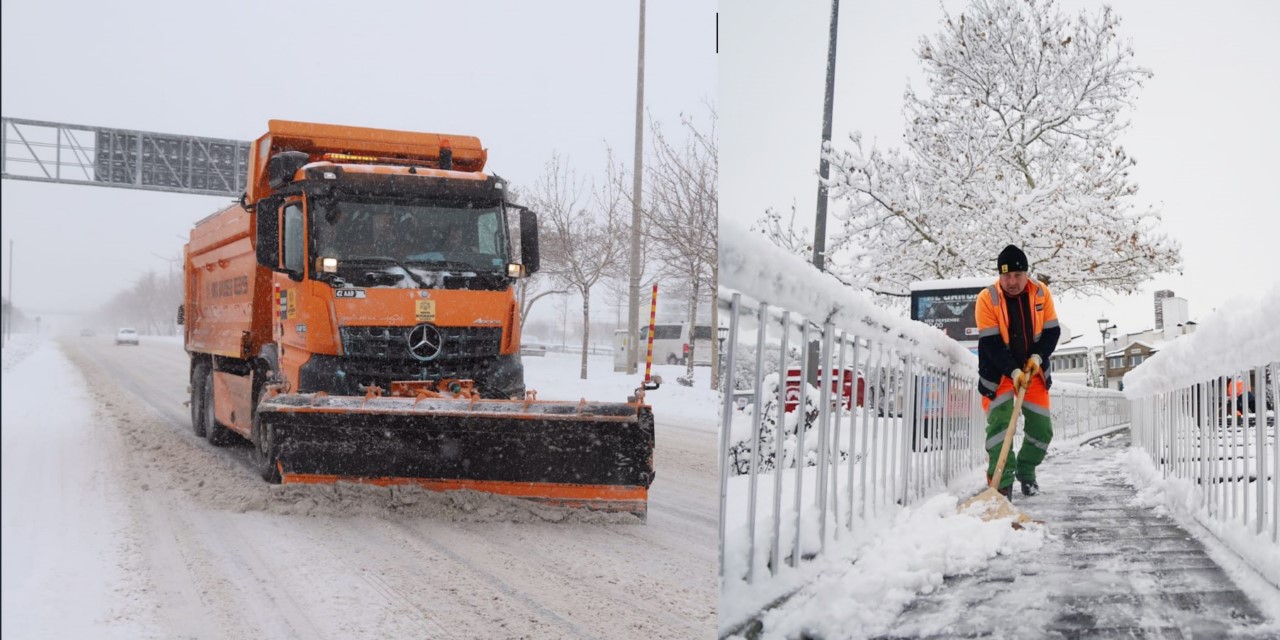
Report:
180,120,655,516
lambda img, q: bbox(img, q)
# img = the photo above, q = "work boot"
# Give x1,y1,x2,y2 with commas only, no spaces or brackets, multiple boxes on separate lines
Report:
1020,480,1040,496
997,485,1013,501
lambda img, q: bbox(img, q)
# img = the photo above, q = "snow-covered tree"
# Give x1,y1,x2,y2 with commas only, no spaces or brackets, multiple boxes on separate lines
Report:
100,270,183,336
813,0,1181,299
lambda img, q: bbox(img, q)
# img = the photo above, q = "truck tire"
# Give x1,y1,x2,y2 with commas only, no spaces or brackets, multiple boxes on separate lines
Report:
202,370,236,447
250,375,281,483
190,363,209,438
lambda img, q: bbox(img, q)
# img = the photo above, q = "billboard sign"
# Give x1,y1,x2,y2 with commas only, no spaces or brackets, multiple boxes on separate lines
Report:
911,286,985,346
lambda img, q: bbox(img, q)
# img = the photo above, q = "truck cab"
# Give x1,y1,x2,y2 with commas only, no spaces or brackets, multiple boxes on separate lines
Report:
185,121,540,422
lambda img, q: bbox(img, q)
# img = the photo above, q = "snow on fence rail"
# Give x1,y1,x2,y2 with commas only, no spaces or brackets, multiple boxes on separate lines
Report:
717,225,1129,600
1123,284,1280,572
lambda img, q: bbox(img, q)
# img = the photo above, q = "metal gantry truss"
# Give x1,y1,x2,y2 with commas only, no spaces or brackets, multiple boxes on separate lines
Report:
1,116,250,198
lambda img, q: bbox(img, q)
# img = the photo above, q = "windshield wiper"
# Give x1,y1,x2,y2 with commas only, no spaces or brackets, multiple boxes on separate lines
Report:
341,256,431,288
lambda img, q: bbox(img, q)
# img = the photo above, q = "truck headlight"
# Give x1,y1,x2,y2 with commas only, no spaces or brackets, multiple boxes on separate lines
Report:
318,257,338,273
507,263,526,278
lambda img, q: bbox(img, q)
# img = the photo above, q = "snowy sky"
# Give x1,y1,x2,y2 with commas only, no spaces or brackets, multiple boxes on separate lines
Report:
720,0,1280,348
0,0,715,317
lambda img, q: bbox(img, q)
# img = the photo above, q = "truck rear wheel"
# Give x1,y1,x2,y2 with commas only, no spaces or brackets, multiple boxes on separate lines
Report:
190,363,209,438
202,369,235,447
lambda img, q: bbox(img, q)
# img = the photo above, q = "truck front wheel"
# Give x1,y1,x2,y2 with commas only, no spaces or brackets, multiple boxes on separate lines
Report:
251,375,281,483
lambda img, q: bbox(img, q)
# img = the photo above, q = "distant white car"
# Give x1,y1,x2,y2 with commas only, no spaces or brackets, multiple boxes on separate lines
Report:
115,328,139,346
520,342,547,357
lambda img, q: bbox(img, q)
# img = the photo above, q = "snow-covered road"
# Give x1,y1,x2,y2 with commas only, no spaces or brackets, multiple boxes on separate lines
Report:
1,336,717,639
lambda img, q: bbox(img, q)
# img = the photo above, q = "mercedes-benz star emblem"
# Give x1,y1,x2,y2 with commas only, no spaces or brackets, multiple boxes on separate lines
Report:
407,323,443,361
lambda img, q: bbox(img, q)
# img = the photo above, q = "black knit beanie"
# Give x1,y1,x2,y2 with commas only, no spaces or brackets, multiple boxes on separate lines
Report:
997,245,1028,274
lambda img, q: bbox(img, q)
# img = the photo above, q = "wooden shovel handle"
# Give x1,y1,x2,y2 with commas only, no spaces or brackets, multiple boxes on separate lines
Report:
988,376,1029,489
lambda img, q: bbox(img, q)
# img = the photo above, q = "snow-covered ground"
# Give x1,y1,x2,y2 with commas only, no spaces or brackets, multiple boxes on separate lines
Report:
1,335,719,639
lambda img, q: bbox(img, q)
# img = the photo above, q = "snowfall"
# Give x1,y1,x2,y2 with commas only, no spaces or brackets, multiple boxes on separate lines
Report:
0,333,720,639
717,223,1280,639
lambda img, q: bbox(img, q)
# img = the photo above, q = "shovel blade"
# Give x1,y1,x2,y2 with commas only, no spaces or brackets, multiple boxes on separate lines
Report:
958,486,1033,524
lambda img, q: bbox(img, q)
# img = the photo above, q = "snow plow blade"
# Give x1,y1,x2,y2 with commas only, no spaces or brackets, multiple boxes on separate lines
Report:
256,390,655,517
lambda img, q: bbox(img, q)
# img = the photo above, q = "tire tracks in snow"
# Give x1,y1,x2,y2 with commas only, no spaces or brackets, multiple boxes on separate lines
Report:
64,337,719,638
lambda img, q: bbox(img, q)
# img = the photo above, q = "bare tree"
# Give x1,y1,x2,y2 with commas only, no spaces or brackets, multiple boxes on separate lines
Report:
505,184,568,326
809,0,1180,300
530,153,628,379
99,270,183,336
640,108,718,384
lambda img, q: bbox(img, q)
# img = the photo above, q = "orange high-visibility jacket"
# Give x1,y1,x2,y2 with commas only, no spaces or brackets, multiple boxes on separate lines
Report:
974,278,1059,412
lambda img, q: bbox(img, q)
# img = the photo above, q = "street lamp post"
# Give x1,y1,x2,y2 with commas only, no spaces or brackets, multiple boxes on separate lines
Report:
1097,318,1117,388
716,325,730,390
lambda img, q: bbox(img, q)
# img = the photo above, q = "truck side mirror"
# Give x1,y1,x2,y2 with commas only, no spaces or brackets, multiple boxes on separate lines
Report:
268,151,310,189
255,197,280,269
520,209,540,275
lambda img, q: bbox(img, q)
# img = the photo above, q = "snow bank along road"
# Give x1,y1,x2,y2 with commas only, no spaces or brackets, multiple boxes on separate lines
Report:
1,336,717,639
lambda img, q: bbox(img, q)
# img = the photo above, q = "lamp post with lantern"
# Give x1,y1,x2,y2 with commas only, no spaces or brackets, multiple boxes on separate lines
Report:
1097,318,1117,388
716,325,730,391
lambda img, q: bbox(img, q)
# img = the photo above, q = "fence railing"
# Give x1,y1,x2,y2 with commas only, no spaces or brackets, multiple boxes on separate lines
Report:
717,289,1130,588
1129,364,1278,544
717,225,1132,595
1045,384,1131,441
1121,285,1280,583
717,292,985,585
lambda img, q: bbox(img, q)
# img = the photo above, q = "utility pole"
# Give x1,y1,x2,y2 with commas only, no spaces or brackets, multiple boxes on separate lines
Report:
809,0,840,386
812,0,840,273
151,252,179,278
4,239,13,346
626,0,647,375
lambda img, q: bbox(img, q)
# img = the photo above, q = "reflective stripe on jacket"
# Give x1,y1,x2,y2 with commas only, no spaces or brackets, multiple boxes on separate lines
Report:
974,278,1059,401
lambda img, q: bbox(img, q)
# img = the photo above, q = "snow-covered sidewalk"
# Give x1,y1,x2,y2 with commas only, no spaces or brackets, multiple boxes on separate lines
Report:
730,429,1280,639
1,336,156,639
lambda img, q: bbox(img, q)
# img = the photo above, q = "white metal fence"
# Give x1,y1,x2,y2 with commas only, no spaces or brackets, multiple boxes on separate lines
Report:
1129,364,1278,544
717,293,981,583
716,290,1129,587
716,226,1139,594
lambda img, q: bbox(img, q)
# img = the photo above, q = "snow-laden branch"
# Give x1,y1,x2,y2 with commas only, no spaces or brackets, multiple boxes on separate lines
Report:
800,0,1180,301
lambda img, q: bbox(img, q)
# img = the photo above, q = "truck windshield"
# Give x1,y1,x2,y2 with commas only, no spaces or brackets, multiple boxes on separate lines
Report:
312,198,508,272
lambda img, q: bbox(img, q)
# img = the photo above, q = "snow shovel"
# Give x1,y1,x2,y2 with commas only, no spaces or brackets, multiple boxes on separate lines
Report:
958,375,1034,525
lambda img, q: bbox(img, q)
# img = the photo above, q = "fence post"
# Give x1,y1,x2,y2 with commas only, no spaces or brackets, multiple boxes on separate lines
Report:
717,294,741,579
831,332,848,540
792,322,811,567
770,311,790,575
816,323,834,551
1255,364,1266,535
846,337,861,530
746,303,769,583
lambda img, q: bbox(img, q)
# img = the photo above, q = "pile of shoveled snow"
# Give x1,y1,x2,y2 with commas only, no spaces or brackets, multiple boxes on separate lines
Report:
723,493,1047,639
64,346,638,525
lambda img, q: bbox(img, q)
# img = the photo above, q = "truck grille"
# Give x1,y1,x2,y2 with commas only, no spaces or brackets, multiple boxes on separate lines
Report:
340,325,502,362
